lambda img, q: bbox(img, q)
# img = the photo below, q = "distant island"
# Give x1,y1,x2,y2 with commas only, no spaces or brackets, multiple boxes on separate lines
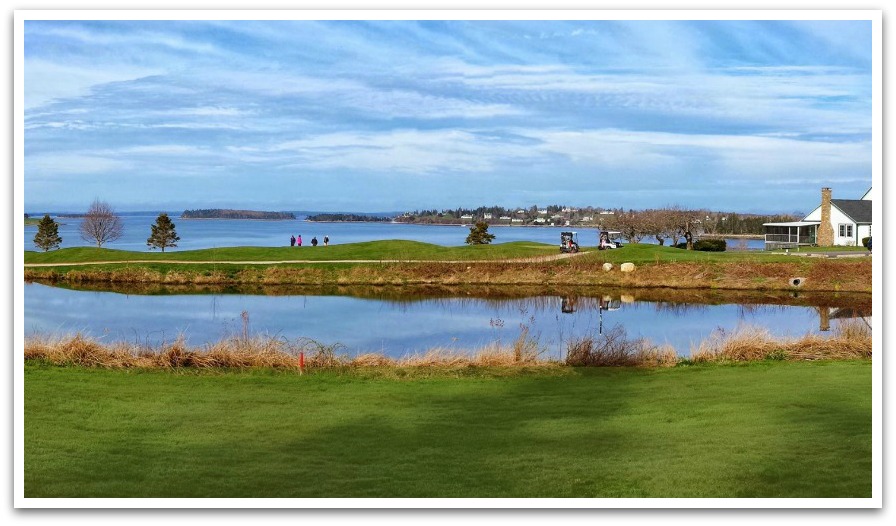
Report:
181,209,296,220
306,213,393,222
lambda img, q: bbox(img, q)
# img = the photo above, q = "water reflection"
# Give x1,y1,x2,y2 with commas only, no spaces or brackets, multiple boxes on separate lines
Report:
24,281,870,358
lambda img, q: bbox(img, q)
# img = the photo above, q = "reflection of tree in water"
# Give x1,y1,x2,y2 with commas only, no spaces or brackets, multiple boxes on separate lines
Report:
652,302,708,317
737,304,791,317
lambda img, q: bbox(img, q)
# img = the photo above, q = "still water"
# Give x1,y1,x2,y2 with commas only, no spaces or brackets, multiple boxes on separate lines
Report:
23,213,766,251
24,283,861,358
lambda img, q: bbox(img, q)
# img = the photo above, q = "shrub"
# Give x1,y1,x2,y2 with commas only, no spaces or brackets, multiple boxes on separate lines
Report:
565,326,677,367
861,237,870,248
673,239,726,251
693,239,727,252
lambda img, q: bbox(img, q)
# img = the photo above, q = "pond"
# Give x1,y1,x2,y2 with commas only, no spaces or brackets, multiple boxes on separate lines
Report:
23,282,870,359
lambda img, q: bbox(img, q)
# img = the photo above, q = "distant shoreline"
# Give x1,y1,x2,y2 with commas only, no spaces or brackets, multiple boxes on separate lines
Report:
181,209,295,220
179,217,297,221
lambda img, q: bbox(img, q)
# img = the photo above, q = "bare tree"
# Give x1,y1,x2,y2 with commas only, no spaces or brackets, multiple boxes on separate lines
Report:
610,210,648,243
79,199,124,248
640,209,669,246
669,208,705,250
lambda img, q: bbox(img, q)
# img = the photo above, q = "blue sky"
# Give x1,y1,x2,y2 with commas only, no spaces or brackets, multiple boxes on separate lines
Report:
22,18,873,214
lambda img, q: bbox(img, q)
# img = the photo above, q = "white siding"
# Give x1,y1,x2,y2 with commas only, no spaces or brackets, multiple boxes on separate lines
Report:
858,224,871,241
803,205,860,246
803,205,822,221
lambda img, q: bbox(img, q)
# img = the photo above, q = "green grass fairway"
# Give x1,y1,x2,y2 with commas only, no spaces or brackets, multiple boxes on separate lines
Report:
24,240,559,264
25,361,871,498
26,240,870,269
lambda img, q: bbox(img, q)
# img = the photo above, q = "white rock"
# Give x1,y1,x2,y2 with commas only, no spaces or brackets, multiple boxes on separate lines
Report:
602,263,613,272
620,262,636,273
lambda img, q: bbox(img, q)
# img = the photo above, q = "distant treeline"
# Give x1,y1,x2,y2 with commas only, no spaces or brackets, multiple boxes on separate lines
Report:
181,209,296,220
306,213,392,222
394,205,800,236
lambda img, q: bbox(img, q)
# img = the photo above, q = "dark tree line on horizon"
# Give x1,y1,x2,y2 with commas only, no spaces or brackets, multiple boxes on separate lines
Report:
181,209,295,220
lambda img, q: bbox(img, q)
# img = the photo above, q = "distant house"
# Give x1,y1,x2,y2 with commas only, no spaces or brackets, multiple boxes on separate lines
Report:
763,187,872,249
483,213,493,220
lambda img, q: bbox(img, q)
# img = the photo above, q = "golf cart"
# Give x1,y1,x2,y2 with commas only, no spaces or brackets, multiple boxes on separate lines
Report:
560,231,579,253
598,231,623,250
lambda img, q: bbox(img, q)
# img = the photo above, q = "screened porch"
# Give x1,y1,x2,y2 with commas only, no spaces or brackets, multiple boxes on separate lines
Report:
763,221,818,250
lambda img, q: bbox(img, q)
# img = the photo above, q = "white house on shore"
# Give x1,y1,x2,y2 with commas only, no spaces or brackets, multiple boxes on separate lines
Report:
763,187,872,249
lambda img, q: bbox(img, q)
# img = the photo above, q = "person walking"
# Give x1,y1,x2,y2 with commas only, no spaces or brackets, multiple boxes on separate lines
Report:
311,236,318,247
324,235,329,246
290,234,296,247
297,235,302,247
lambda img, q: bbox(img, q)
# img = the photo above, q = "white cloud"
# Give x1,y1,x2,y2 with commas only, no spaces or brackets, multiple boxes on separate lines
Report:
525,128,871,177
26,153,133,175
271,129,539,174
25,58,162,109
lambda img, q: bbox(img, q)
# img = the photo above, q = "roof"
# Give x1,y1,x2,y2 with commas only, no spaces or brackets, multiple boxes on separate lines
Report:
763,221,819,227
832,199,872,224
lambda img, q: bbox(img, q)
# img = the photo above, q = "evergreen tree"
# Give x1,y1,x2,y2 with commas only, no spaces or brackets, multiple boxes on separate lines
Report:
147,213,180,252
465,221,495,245
33,214,62,251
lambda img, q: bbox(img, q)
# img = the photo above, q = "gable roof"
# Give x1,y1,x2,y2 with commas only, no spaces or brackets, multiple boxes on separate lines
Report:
832,199,872,224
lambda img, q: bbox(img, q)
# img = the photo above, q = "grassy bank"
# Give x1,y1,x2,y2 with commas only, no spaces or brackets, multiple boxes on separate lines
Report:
24,360,871,498
24,242,872,292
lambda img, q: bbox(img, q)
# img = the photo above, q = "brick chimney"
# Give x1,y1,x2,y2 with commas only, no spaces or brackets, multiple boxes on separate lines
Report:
817,187,834,246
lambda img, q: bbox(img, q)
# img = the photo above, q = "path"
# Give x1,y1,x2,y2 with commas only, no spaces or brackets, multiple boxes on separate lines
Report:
24,251,589,267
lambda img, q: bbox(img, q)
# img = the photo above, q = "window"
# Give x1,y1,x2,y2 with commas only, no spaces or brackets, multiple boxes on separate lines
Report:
839,224,854,238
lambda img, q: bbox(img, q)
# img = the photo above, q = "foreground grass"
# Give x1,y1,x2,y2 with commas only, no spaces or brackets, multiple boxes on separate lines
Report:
24,360,870,498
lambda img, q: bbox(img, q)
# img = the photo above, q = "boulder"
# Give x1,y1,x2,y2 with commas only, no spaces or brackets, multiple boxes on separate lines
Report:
620,262,636,273
602,263,613,272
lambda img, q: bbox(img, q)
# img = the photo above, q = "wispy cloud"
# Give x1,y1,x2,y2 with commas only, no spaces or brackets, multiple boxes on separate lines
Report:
21,18,873,213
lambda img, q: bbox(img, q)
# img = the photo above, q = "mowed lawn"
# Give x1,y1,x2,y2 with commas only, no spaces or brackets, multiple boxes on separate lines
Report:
24,240,820,266
24,361,871,499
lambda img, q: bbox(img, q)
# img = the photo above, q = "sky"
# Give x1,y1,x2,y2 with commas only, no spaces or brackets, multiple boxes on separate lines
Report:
21,16,874,215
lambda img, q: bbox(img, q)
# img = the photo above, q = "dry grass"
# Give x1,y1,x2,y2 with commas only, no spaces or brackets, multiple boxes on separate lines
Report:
22,332,555,370
689,319,872,362
24,257,873,293
564,326,679,367
23,333,305,369
24,319,871,370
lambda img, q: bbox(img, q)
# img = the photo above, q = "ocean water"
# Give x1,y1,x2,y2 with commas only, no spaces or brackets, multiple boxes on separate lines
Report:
23,213,766,251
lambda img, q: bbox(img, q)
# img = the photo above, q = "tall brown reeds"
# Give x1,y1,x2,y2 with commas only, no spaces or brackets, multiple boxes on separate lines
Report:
689,319,871,363
24,318,871,370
